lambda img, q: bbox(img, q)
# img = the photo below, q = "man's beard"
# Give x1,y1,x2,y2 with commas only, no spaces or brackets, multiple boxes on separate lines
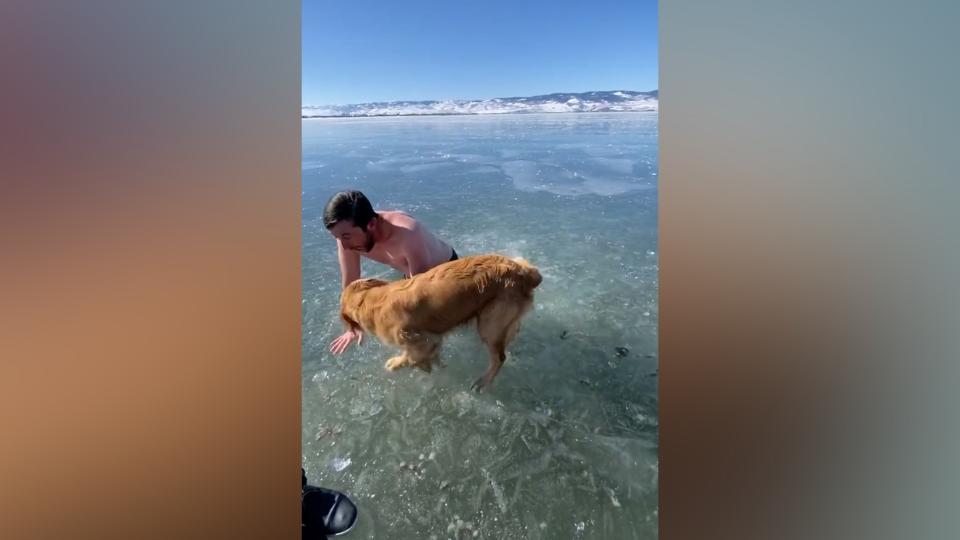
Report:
362,235,375,252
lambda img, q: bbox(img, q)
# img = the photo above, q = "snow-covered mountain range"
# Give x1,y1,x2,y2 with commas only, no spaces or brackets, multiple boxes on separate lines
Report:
302,90,657,118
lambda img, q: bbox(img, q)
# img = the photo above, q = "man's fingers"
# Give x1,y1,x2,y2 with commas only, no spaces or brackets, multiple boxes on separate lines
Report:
329,333,355,355
328,329,366,356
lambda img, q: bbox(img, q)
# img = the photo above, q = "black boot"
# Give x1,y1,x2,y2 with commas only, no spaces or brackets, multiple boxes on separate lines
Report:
302,468,358,538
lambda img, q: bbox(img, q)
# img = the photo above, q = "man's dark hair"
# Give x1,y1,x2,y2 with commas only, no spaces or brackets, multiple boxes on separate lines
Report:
323,190,377,230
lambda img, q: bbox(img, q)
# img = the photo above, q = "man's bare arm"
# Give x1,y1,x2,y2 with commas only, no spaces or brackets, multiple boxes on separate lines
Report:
336,241,361,289
331,242,363,355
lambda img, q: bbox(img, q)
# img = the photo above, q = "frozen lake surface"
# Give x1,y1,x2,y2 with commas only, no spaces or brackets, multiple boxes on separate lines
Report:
302,112,658,539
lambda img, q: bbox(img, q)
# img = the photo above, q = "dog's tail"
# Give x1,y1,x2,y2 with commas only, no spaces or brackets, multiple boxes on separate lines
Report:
510,256,543,289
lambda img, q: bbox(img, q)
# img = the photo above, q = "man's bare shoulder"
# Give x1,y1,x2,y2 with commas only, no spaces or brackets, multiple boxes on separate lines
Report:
379,210,419,230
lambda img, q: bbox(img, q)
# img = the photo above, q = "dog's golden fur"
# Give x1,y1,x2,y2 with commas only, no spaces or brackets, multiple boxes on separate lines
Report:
340,254,542,390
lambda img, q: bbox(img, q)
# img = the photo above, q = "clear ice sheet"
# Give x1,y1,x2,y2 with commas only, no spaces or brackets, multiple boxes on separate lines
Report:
302,112,658,539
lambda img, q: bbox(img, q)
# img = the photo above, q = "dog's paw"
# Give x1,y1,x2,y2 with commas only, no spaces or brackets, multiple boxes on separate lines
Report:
470,377,488,393
385,356,407,371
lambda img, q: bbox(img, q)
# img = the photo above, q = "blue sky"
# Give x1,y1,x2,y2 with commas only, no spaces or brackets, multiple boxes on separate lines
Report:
302,0,657,105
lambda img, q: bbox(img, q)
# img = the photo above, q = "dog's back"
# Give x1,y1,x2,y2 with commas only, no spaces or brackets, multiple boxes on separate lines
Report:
391,254,540,334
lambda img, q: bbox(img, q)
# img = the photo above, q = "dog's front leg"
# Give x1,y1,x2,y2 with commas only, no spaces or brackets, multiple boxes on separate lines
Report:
405,335,441,373
385,352,410,371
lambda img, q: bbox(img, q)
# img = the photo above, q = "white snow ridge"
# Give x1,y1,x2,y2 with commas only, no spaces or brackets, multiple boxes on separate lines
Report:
302,90,658,118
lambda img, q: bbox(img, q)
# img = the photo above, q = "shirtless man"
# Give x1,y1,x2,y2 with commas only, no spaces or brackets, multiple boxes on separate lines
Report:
324,190,459,354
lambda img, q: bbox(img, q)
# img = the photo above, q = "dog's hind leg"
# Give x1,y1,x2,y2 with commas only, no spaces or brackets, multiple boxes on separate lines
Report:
471,341,506,392
472,296,530,392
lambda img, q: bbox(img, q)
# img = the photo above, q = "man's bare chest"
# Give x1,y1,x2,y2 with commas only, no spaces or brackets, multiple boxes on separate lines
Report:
366,245,406,269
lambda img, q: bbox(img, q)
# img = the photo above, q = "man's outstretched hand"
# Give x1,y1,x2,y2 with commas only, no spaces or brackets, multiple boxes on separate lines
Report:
330,328,363,354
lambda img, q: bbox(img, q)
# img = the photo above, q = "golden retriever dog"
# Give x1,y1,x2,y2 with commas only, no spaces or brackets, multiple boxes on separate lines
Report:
339,254,542,391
